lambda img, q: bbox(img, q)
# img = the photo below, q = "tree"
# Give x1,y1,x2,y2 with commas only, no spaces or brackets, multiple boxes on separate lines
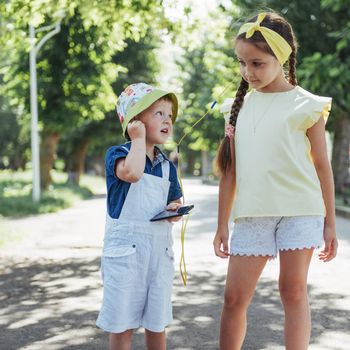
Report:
173,4,241,175
58,32,160,185
0,0,167,189
0,93,30,170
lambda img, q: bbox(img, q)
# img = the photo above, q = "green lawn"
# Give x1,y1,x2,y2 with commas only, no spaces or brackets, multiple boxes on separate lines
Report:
0,170,105,218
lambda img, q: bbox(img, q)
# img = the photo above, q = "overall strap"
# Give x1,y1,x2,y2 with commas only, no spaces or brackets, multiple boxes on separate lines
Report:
161,160,170,180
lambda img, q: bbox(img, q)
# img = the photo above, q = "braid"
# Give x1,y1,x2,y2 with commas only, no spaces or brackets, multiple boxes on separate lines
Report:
215,78,249,176
229,79,249,127
288,42,298,86
216,13,299,176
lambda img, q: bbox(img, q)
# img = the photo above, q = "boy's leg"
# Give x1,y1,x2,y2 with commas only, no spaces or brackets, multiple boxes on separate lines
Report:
109,330,133,350
220,255,269,350
279,248,314,350
145,329,166,350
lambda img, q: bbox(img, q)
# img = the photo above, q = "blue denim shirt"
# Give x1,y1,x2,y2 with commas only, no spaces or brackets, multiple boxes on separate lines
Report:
105,142,182,219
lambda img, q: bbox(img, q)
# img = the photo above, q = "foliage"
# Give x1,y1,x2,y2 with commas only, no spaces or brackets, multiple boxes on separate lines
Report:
59,31,161,170
173,4,241,157
0,94,30,169
232,0,350,119
0,170,103,217
0,0,168,179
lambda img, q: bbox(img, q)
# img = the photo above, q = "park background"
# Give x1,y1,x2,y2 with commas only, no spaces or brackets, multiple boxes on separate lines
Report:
0,0,349,220
1,1,350,349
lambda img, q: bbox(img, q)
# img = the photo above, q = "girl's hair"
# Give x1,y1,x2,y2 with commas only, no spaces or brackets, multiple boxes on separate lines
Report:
216,12,298,175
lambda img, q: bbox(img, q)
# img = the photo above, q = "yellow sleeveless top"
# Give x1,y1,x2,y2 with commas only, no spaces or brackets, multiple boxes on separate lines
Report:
223,86,332,221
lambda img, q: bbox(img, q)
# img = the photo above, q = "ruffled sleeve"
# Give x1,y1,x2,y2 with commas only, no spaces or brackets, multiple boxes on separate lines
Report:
220,98,234,123
304,95,332,129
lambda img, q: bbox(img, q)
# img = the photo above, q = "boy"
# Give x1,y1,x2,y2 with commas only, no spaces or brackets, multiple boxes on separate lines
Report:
96,83,182,350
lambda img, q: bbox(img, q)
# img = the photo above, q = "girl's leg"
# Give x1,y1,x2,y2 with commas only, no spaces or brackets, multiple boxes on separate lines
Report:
109,330,133,350
220,255,269,350
279,248,314,350
145,329,166,350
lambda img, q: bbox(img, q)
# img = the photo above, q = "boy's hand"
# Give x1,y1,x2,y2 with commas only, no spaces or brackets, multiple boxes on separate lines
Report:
166,202,182,223
127,120,146,140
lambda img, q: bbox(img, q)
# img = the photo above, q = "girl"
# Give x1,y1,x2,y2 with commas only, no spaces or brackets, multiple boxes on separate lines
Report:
96,83,182,350
213,12,338,350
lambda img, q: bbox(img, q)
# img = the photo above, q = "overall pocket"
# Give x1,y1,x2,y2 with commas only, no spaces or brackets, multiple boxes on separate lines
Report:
102,245,137,287
160,245,175,285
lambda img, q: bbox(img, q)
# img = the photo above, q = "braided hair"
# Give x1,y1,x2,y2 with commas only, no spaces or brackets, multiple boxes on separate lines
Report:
215,12,298,176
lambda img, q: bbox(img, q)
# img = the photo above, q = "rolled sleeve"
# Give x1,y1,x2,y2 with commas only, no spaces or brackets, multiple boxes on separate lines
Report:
105,144,130,178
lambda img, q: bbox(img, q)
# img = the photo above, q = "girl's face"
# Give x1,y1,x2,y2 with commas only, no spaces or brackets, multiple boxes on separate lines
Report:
235,39,286,92
139,99,173,145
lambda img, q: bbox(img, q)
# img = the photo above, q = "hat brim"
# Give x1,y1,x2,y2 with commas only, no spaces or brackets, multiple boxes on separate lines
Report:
122,89,178,136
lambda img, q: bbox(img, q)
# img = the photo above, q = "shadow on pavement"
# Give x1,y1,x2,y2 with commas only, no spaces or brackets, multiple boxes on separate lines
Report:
1,256,349,350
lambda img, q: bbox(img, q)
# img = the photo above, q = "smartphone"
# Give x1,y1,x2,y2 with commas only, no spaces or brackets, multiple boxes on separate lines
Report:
150,205,194,222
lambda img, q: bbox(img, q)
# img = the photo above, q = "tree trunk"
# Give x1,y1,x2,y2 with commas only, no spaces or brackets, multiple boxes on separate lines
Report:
67,138,90,186
89,155,105,177
201,150,209,180
331,114,350,195
186,151,196,175
40,131,60,190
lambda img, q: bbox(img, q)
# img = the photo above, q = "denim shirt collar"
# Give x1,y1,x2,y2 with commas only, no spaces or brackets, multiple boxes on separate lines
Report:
147,146,168,168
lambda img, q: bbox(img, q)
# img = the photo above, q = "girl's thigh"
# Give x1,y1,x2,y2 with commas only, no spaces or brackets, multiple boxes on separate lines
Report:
225,255,269,301
279,248,314,286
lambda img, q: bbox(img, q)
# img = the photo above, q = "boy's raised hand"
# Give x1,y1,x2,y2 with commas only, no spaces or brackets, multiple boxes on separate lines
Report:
127,120,146,140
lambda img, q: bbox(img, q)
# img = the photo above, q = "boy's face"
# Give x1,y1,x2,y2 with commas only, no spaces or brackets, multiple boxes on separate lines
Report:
137,99,173,145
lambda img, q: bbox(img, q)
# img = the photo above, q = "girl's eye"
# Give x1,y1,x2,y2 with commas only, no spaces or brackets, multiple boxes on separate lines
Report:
155,111,162,116
238,60,246,66
253,62,262,67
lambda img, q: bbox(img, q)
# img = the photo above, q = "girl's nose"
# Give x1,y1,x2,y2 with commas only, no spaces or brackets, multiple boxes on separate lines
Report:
244,66,251,76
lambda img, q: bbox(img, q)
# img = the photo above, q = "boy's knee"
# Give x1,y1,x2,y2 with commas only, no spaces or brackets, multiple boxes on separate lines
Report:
109,329,133,347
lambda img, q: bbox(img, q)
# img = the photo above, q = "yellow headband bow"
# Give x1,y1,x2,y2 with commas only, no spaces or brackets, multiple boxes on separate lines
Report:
238,13,292,65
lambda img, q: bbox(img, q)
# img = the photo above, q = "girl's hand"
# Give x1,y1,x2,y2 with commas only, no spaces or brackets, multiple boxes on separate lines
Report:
166,202,182,223
213,227,230,259
318,225,338,262
127,120,146,140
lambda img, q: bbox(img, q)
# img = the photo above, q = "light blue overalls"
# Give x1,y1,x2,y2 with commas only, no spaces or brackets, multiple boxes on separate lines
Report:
96,160,175,333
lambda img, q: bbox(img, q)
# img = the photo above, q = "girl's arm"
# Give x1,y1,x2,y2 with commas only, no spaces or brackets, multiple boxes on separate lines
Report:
213,140,236,258
116,120,146,183
307,118,338,262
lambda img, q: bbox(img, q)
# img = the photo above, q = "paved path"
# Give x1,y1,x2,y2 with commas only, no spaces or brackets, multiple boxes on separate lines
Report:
0,179,349,349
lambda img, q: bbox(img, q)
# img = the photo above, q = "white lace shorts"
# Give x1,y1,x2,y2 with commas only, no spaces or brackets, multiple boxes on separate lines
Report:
230,216,324,258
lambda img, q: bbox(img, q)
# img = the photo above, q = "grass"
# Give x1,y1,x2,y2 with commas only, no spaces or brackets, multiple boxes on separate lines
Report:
0,170,105,246
0,170,105,218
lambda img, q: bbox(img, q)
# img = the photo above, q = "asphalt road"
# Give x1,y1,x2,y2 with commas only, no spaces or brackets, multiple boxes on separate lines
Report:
1,178,349,350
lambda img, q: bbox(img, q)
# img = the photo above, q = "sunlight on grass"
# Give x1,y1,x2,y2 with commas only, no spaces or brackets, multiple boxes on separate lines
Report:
80,173,106,195
0,170,105,218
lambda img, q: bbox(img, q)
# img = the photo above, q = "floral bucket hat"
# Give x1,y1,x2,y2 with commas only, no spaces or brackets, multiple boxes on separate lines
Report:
116,83,178,137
